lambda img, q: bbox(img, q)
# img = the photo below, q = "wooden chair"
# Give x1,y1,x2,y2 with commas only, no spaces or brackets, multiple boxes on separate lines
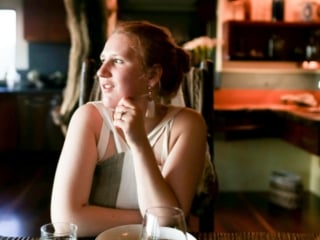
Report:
181,59,214,157
177,59,218,232
79,58,101,106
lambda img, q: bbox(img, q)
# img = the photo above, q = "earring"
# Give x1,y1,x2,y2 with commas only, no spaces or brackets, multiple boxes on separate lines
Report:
145,85,155,118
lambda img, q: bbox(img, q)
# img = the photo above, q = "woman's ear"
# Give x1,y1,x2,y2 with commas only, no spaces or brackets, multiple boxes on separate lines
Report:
148,64,162,87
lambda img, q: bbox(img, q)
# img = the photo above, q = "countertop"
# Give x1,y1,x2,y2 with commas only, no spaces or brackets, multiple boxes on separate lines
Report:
214,103,320,125
214,89,320,124
0,86,63,94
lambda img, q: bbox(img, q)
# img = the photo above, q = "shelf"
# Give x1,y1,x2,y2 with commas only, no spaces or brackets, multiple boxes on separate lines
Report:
223,20,320,62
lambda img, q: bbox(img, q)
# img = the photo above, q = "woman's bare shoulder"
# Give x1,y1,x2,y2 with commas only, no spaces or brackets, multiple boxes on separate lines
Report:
73,102,102,117
170,106,207,135
174,106,206,125
69,102,103,128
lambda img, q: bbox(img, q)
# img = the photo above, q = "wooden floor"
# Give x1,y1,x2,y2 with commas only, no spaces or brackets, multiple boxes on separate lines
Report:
214,191,320,233
0,151,58,237
1,151,320,237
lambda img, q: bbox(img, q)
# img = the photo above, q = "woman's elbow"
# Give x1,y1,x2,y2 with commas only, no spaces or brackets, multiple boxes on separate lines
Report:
50,200,79,223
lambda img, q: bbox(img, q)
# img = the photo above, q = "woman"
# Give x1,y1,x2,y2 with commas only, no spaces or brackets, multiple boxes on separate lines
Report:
51,20,210,237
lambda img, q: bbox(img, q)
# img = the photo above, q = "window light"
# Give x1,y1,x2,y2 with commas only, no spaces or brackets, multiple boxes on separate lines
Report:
0,9,16,81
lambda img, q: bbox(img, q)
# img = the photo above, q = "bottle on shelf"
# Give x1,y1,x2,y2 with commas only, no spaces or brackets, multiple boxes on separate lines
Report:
272,0,284,21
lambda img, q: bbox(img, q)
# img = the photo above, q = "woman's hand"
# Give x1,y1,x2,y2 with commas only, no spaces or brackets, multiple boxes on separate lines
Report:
113,97,147,145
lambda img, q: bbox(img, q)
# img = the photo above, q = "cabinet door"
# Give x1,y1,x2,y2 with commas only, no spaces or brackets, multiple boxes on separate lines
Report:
16,93,64,151
282,119,320,155
0,94,18,150
214,110,279,140
23,0,69,42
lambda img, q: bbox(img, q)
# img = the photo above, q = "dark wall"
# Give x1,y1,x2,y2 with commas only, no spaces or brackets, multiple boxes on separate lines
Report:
18,42,70,83
118,0,217,44
28,43,70,75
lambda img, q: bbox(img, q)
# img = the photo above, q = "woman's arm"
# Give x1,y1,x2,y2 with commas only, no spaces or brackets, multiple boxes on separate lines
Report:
50,104,141,237
137,108,206,215
120,105,207,216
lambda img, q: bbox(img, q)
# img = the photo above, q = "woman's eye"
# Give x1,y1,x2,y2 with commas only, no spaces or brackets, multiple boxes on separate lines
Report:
113,58,124,64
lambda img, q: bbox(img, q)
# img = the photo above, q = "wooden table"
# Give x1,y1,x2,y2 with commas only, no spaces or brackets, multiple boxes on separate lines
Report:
1,232,320,240
194,232,320,240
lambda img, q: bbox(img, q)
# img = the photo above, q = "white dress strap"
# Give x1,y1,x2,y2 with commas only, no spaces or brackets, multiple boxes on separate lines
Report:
148,107,183,146
97,123,110,160
148,106,183,164
158,118,173,165
89,102,126,155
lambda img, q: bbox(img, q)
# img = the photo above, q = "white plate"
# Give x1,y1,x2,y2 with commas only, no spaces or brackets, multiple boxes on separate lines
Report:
96,224,197,240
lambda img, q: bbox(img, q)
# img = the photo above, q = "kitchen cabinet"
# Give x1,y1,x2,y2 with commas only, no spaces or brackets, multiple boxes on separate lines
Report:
0,94,19,150
281,117,320,156
16,92,64,151
214,107,320,156
223,20,320,61
214,109,280,140
0,90,64,152
23,0,69,43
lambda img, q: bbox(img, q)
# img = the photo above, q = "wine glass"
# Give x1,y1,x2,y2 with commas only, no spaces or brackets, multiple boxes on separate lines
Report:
140,206,188,240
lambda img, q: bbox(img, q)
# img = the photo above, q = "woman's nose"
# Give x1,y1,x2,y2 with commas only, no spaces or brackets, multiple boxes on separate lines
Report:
97,61,111,78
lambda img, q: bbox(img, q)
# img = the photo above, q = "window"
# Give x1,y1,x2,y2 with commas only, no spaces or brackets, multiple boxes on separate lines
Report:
0,0,28,77
0,10,16,80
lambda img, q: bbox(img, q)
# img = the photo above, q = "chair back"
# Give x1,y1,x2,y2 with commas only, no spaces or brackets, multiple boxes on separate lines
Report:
79,58,101,106
181,59,214,157
175,59,217,232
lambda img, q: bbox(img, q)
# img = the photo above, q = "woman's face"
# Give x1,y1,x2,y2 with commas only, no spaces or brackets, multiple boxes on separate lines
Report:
97,33,148,108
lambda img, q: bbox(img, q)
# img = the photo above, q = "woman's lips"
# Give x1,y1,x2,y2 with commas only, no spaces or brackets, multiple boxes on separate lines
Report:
101,82,114,91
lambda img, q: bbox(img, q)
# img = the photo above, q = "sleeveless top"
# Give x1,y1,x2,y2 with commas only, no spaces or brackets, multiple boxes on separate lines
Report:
88,101,216,210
